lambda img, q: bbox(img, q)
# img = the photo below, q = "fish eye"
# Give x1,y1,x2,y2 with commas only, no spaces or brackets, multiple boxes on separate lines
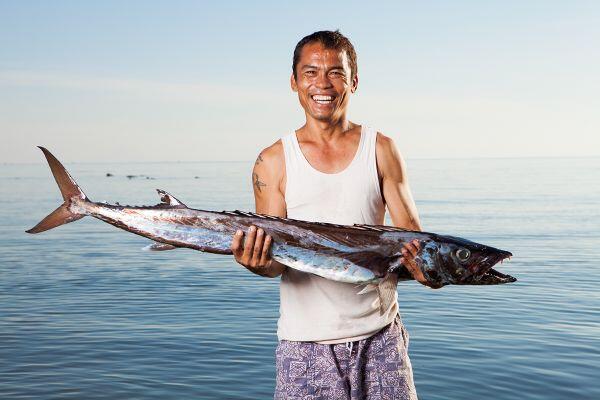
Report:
455,248,471,262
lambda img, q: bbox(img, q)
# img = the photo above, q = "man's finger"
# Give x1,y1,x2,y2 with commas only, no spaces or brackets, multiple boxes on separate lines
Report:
400,256,415,274
259,235,273,265
410,239,421,254
412,239,421,250
401,256,428,286
231,230,244,258
401,256,416,271
242,226,257,263
251,228,265,265
404,241,418,257
401,247,413,260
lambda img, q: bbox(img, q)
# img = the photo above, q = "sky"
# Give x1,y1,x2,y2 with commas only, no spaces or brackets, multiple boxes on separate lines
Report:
1,0,599,163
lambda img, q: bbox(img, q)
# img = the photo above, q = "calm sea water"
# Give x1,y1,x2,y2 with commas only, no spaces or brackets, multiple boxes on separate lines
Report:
1,157,599,399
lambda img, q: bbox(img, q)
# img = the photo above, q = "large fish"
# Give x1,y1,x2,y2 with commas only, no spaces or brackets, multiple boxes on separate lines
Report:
27,147,515,289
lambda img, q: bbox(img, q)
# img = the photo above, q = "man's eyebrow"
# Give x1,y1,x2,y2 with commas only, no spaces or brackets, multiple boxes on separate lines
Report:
300,64,346,71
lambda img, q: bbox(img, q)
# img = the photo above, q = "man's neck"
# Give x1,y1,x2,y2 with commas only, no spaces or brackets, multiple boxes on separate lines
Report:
300,116,357,142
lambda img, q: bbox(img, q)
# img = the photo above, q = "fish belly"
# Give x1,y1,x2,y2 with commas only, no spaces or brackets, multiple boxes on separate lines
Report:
90,206,234,253
271,243,377,284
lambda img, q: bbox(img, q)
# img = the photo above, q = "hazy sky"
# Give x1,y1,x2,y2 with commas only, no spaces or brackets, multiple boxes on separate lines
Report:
1,1,598,163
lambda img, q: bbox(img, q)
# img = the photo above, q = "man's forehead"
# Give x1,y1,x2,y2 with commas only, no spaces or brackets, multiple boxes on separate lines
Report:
299,42,349,68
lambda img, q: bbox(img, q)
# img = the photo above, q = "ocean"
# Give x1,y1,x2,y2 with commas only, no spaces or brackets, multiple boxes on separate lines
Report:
1,157,599,399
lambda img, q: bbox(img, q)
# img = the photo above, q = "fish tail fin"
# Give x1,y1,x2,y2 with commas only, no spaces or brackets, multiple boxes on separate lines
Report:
26,203,85,234
26,147,88,234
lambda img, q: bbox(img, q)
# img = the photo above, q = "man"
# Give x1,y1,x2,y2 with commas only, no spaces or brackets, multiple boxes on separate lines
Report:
231,30,434,399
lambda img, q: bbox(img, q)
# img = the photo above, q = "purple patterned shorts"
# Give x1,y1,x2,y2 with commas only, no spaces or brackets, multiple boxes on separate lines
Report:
274,315,418,400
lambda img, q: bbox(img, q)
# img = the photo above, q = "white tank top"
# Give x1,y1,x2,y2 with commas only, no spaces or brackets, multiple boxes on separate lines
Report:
278,125,399,343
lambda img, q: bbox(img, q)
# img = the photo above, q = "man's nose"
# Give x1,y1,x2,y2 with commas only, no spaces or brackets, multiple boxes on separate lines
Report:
315,72,333,89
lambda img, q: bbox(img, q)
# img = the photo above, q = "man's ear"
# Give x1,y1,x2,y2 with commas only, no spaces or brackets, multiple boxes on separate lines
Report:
351,74,359,94
290,73,298,92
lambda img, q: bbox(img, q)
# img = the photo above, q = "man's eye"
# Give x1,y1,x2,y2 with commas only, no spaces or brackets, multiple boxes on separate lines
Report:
305,71,316,76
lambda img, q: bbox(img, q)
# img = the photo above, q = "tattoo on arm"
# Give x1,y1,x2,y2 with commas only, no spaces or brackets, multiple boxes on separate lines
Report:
253,172,266,192
254,154,264,165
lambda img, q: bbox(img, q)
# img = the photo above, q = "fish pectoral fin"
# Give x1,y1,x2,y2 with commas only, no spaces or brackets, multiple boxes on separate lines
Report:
356,275,398,316
142,242,178,251
376,274,399,316
356,283,378,295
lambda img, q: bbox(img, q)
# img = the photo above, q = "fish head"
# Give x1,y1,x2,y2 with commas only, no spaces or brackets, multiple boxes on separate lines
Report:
416,235,514,287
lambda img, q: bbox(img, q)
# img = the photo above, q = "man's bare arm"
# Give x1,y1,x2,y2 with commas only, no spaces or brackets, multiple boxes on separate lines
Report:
231,141,287,278
376,133,437,288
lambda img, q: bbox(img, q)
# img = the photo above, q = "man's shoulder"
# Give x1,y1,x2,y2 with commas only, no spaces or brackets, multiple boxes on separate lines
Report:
258,139,284,164
375,131,396,152
375,131,405,160
254,139,285,180
374,131,406,178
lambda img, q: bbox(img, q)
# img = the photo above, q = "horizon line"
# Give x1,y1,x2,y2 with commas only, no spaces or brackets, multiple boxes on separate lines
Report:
3,154,600,166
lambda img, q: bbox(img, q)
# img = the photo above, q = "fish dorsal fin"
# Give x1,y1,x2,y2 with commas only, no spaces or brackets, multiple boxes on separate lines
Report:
221,210,415,234
222,210,351,227
223,210,281,220
156,189,187,208
352,224,411,233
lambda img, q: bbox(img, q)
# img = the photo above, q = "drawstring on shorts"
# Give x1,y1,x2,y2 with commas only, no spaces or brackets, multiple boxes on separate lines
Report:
346,341,354,354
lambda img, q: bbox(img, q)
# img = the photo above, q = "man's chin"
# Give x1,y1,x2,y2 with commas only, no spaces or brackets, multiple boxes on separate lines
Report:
309,111,336,122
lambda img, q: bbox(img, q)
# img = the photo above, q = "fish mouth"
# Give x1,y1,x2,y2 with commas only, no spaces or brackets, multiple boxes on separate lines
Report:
478,267,517,284
464,250,515,285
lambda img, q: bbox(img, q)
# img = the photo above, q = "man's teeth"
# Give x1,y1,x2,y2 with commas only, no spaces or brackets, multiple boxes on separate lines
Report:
312,95,334,104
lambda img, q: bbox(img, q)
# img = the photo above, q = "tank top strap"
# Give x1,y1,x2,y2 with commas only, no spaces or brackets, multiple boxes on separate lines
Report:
358,125,377,164
281,133,302,178
358,126,382,200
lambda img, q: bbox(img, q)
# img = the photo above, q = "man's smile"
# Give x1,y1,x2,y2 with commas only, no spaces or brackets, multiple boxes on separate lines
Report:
311,94,336,105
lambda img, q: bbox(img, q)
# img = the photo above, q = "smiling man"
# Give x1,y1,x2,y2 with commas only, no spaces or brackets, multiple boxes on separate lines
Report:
231,30,429,399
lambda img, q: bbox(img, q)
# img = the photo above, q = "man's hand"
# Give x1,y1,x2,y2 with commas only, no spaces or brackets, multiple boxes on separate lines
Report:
375,133,440,289
231,225,279,277
399,239,440,289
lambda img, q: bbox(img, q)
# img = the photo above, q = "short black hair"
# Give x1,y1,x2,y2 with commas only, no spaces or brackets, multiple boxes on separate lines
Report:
292,30,357,81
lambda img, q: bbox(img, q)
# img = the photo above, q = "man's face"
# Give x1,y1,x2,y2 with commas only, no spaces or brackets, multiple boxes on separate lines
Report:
291,42,358,123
